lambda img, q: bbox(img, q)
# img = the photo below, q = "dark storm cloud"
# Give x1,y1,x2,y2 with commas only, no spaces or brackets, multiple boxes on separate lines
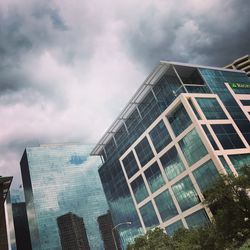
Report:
0,2,66,101
123,0,250,69
0,1,96,104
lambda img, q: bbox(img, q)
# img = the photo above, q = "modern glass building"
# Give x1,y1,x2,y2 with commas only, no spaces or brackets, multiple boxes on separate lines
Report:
20,144,108,250
91,61,250,248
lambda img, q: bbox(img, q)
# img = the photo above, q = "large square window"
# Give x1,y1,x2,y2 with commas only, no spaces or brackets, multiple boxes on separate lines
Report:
193,160,219,193
196,98,227,120
165,220,184,236
229,153,250,172
172,176,200,211
179,129,208,166
122,152,139,179
135,137,154,167
140,201,159,229
149,120,172,153
160,146,185,180
211,124,245,149
167,104,192,136
131,176,149,203
185,209,210,228
144,162,165,193
154,190,178,222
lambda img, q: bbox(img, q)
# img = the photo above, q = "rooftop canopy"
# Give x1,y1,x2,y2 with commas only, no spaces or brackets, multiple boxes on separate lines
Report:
91,61,242,156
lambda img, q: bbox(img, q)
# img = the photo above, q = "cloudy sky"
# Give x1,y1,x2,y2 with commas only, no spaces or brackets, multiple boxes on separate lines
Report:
0,0,249,188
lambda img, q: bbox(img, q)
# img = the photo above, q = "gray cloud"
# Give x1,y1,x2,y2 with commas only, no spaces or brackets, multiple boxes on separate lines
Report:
122,0,250,69
0,0,249,190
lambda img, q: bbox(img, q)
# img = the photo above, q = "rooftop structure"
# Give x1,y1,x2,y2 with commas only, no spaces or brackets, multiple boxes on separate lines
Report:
225,55,250,77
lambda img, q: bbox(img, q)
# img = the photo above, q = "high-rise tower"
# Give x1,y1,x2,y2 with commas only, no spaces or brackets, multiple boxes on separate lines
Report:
20,144,108,250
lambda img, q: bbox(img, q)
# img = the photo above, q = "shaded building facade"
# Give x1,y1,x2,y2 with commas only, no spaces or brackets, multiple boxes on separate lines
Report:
12,202,32,250
0,176,12,250
98,211,120,250
57,212,90,250
92,61,250,248
20,144,108,250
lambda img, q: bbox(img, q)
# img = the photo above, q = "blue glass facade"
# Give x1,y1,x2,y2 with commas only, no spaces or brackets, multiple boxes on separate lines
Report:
20,144,108,250
94,63,250,248
198,68,250,144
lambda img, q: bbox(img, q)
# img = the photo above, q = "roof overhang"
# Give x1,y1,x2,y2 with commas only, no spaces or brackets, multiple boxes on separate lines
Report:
91,61,244,156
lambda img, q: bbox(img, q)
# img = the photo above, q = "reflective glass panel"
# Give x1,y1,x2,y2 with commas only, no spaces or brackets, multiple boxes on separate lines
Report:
218,156,232,175
165,220,184,236
185,209,210,228
144,162,165,193
196,98,227,120
201,125,219,150
188,99,201,120
193,160,219,193
229,153,250,172
135,137,154,167
167,104,192,136
131,176,149,203
172,176,200,211
122,152,139,179
139,202,159,229
160,146,185,180
211,124,245,149
241,100,250,106
179,129,208,166
149,120,172,153
154,190,178,222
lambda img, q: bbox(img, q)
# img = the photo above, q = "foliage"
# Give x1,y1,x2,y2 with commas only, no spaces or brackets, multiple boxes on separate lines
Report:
127,166,250,250
203,166,250,248
127,227,174,250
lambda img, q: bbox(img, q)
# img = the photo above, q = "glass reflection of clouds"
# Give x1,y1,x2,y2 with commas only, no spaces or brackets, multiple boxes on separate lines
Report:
21,144,108,250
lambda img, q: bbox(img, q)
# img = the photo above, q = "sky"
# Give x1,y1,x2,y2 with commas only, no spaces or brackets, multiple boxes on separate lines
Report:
0,0,249,188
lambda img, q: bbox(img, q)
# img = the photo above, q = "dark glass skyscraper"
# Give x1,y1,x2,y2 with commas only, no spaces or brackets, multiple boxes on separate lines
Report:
98,211,119,250
57,212,90,250
20,144,108,250
92,62,250,248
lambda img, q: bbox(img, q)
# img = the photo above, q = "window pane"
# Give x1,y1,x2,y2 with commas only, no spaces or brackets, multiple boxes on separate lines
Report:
160,146,185,180
154,190,178,222
211,124,245,149
179,129,208,166
185,209,210,228
201,125,219,150
167,104,192,136
193,160,219,193
131,176,148,203
172,176,200,211
144,162,165,193
241,100,250,106
140,202,159,229
135,137,154,167
188,99,201,120
149,120,172,153
122,152,139,179
196,98,227,120
165,220,184,236
229,153,250,172
218,156,232,175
